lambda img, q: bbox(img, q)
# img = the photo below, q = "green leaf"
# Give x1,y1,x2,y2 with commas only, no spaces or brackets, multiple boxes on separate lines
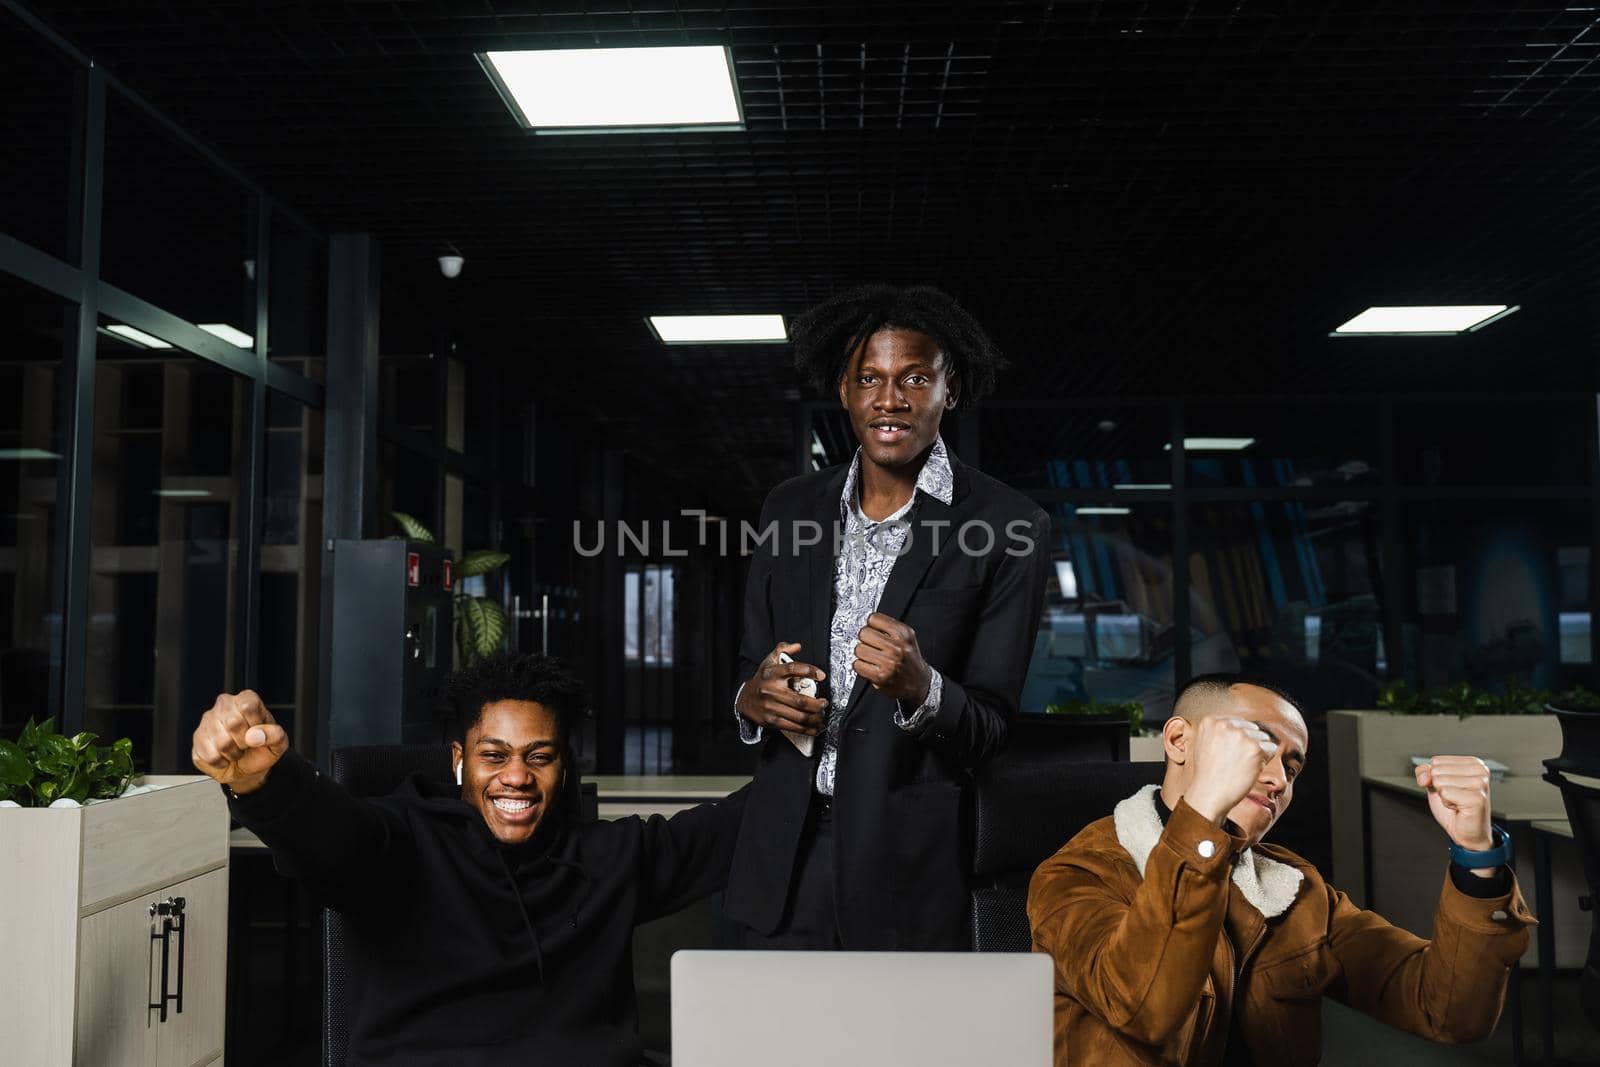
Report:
0,740,32,785
387,511,435,544
458,550,511,579
36,780,58,804
457,596,507,662
71,731,98,751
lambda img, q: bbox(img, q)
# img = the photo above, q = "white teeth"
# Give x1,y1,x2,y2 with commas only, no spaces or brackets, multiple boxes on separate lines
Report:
493,797,533,813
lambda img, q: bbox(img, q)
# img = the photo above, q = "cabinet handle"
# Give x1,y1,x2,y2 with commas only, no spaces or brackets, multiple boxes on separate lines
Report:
146,896,187,1024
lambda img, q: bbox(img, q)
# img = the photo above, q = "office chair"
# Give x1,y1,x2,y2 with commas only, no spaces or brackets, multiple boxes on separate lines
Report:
970,757,1164,952
323,744,598,1066
1544,706,1600,1030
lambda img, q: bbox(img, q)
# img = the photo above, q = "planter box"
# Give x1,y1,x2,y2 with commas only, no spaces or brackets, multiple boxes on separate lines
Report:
0,775,230,1066
1128,734,1165,763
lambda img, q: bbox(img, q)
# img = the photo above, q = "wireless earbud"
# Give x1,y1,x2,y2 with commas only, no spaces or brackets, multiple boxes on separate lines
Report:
455,761,463,786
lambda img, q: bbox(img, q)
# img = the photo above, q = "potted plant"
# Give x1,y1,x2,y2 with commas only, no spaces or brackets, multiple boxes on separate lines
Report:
388,510,512,664
0,717,141,807
1042,698,1166,760
0,719,230,1063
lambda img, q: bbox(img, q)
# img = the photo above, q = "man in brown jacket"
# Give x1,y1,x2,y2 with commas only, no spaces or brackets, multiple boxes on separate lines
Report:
1027,674,1535,1065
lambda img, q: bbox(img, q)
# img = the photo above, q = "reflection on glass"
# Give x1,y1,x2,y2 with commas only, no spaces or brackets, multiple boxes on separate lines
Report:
258,392,322,756
1403,501,1593,691
1021,502,1175,716
0,8,78,262
87,329,245,772
1395,399,1589,487
0,274,71,732
982,408,1170,492
1184,403,1379,489
101,94,256,338
1187,500,1385,699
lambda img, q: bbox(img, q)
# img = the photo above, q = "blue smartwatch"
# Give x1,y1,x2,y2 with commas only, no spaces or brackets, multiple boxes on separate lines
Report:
1449,824,1513,870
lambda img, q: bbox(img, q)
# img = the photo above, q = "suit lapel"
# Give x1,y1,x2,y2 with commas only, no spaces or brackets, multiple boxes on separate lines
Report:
807,467,847,705
841,477,962,713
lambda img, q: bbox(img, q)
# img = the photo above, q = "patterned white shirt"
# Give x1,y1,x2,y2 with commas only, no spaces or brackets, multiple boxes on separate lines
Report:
738,437,954,796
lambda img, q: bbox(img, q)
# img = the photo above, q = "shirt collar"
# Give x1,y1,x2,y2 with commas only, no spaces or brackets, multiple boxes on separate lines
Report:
839,434,955,523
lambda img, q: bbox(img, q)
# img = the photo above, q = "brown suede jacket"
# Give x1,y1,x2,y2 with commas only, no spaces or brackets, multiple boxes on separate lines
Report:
1027,785,1534,1066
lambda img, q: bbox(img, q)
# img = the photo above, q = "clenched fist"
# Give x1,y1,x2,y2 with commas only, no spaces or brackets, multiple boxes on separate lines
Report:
853,612,933,704
191,690,289,795
1415,755,1495,856
1182,715,1279,824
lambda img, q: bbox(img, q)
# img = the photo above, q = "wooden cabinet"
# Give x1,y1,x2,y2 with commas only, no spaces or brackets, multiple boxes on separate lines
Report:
1,776,229,1066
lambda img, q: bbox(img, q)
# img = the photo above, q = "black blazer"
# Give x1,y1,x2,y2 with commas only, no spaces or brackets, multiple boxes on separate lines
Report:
725,451,1050,948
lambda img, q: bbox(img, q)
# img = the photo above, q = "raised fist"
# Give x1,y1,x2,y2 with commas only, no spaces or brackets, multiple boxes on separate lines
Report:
1182,715,1278,824
1415,755,1495,854
190,690,289,795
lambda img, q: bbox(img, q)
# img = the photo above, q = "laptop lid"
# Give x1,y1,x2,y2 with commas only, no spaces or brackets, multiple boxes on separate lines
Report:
671,950,1052,1066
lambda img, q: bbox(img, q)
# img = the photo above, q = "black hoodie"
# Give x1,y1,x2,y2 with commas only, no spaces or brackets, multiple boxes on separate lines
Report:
228,750,748,1066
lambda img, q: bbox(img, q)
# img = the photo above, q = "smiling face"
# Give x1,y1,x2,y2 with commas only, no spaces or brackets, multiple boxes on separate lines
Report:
450,699,565,846
837,327,959,473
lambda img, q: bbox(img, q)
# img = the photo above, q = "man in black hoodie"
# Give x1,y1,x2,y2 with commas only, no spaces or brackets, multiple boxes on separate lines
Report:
194,653,747,1066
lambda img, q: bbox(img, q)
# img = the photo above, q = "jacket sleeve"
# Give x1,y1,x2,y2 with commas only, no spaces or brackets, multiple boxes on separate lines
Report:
902,507,1050,767
1326,865,1534,1043
635,784,752,924
733,488,781,715
226,749,414,910
1026,799,1236,1046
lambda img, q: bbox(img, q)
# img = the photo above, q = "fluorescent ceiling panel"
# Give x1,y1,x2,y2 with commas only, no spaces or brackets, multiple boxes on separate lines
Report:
648,314,786,344
0,449,61,460
1162,438,1256,452
1331,305,1518,336
104,324,172,349
152,489,213,498
1113,483,1172,490
198,323,254,348
479,46,743,132
1075,506,1132,516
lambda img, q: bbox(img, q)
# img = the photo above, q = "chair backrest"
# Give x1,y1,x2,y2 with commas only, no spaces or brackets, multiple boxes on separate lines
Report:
1544,761,1600,1027
322,744,597,1066
1006,714,1131,764
970,756,1164,952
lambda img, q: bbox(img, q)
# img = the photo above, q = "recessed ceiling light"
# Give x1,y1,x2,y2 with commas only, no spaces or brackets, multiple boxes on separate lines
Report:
479,46,743,133
1162,438,1255,452
103,324,172,349
1075,506,1132,516
0,449,61,460
198,323,254,348
152,489,213,498
648,314,787,344
1331,305,1518,336
1113,482,1172,490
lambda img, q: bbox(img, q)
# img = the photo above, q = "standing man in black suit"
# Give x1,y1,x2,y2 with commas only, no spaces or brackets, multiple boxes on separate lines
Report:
727,284,1051,950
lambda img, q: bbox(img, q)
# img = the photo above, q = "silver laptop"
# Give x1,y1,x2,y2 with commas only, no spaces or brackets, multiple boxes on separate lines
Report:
671,951,1053,1066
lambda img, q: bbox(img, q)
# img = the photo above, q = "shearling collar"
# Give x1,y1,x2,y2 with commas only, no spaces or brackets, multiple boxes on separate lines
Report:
1112,784,1304,920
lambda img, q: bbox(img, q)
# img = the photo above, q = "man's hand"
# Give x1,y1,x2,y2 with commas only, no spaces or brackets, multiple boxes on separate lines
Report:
1416,756,1496,873
191,690,289,795
1182,716,1277,824
853,612,933,705
736,642,828,736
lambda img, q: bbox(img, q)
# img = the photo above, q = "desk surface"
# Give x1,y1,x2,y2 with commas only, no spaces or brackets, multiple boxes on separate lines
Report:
1363,774,1569,822
588,775,750,799
1531,819,1574,839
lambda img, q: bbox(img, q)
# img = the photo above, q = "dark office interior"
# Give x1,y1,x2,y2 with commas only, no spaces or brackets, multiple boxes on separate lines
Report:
5,2,1600,1064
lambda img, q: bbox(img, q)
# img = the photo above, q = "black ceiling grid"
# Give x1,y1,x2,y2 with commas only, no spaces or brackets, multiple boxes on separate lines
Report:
14,1,1600,512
